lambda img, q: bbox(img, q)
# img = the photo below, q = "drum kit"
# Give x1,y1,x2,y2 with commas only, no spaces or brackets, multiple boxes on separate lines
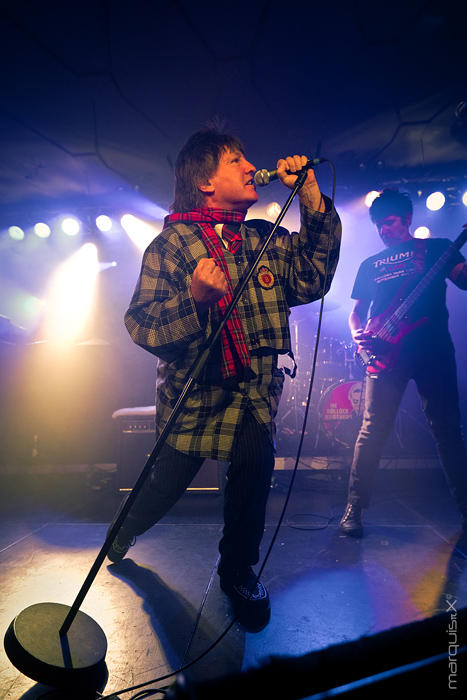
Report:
277,316,365,454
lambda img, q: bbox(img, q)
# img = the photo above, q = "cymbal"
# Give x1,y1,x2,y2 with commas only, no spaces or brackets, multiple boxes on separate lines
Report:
27,337,111,346
75,338,110,346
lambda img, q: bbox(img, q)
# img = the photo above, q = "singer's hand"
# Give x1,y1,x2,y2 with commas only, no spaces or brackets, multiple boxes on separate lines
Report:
191,258,229,313
276,155,324,212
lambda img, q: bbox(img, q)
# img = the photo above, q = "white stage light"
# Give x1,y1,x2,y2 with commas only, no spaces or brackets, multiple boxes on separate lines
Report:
61,217,81,236
365,191,380,207
265,202,282,221
121,214,159,251
414,226,431,239
426,192,445,211
98,261,118,271
43,243,99,344
95,215,113,232
34,222,51,238
462,191,467,208
8,226,25,240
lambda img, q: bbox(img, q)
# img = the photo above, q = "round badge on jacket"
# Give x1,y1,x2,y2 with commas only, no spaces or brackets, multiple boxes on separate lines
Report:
257,265,275,289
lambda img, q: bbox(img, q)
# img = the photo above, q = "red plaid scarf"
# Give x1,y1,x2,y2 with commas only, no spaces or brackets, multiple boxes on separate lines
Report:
164,208,251,380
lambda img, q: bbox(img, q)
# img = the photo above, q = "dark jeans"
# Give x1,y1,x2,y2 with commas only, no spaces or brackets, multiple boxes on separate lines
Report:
124,408,275,574
347,339,467,514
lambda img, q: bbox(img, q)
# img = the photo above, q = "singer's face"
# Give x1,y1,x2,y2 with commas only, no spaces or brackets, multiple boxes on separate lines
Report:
203,148,258,211
376,214,412,246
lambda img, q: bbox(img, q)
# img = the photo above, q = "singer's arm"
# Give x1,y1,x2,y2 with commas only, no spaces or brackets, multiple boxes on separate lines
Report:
276,155,325,212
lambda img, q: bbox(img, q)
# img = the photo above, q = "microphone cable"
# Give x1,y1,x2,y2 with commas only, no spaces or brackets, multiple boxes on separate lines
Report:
96,159,338,700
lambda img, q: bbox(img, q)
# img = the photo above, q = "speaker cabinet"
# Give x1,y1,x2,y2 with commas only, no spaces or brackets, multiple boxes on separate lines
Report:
116,417,224,493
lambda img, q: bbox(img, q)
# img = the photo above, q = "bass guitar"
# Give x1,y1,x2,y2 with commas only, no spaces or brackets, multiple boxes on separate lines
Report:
357,225,467,377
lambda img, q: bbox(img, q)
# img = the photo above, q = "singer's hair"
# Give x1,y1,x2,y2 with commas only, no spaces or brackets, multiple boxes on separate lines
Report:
369,189,413,223
171,129,245,212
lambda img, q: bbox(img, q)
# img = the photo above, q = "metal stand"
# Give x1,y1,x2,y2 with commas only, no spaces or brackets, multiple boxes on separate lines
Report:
4,167,312,690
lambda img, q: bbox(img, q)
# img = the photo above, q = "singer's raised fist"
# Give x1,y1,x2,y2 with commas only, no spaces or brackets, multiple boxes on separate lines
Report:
276,155,311,188
191,257,229,312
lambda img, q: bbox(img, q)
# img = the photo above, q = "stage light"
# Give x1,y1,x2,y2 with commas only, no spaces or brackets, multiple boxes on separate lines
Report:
34,222,51,238
462,191,467,207
426,192,445,211
265,202,282,221
414,226,430,239
121,214,159,251
61,217,81,236
365,191,380,207
95,215,113,232
43,243,99,344
8,226,25,240
98,261,118,271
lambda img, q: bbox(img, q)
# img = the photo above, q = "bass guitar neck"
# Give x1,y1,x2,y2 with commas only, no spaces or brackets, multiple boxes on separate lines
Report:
357,225,467,377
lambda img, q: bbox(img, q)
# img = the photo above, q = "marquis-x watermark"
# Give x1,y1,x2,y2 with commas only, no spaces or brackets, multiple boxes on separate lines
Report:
446,596,459,691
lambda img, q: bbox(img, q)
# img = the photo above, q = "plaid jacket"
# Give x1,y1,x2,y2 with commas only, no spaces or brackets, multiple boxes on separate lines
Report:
125,197,341,460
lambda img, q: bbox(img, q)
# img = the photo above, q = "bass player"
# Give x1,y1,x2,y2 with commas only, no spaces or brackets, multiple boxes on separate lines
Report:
340,188,467,537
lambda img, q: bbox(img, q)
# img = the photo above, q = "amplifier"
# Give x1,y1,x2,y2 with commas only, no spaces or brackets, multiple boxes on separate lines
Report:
116,418,224,493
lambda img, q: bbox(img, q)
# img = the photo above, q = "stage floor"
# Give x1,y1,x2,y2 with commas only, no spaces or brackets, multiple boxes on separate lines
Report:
1,466,466,699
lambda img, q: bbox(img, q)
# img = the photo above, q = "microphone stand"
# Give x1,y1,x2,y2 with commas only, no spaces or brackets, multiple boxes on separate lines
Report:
4,167,312,691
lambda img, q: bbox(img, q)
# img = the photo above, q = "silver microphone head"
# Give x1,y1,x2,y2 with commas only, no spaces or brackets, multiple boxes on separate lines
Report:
253,169,271,186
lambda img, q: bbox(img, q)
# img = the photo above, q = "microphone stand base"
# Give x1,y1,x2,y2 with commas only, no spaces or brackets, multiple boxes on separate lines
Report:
4,602,107,691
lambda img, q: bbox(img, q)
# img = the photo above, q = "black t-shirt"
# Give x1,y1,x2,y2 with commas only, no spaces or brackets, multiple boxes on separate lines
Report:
351,237,464,337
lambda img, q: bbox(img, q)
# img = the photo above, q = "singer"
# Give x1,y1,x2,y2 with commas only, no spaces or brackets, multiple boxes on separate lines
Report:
109,128,341,630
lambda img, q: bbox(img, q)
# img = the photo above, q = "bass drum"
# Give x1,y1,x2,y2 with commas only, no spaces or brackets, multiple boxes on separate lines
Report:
319,379,365,449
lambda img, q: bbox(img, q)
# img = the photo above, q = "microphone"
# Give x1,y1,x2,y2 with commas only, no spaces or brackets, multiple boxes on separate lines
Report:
254,158,326,187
